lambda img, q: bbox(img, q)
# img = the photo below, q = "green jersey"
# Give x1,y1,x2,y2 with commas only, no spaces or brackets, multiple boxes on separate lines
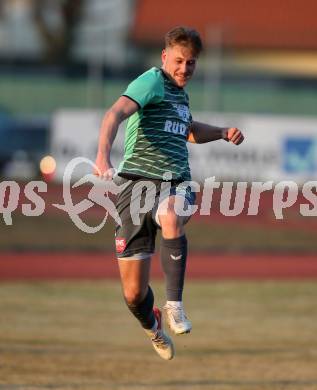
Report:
118,67,192,181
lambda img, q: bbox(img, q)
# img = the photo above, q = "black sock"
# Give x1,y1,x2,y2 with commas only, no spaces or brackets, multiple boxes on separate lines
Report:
160,235,187,301
125,285,156,330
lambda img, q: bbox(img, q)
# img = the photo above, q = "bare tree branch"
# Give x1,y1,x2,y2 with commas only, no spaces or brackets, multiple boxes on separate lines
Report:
31,0,83,63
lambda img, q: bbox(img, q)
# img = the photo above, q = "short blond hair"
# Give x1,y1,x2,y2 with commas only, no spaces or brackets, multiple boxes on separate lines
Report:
165,26,203,57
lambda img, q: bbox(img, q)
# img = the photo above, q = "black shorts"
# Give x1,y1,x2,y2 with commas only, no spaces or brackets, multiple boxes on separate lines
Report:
114,175,196,259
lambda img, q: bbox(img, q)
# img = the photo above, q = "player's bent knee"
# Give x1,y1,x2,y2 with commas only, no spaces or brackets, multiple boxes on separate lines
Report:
159,210,183,228
123,288,146,306
124,286,155,329
159,212,188,238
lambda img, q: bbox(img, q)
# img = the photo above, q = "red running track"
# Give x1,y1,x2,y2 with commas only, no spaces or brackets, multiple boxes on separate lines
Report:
0,252,317,280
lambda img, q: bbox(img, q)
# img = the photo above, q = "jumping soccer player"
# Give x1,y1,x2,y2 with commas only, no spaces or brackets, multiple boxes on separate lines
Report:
94,26,244,360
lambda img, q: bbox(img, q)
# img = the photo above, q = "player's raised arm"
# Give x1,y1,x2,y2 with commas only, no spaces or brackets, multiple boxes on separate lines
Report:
188,120,244,145
94,96,139,178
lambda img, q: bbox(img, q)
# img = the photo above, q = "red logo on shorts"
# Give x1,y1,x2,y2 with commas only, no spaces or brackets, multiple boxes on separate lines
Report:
115,237,126,254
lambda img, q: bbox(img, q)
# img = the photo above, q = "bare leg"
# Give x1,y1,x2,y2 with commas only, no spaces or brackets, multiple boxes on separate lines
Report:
118,257,174,359
118,257,155,329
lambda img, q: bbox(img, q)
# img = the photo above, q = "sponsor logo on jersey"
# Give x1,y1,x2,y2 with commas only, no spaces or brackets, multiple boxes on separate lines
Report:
172,104,191,121
164,120,187,136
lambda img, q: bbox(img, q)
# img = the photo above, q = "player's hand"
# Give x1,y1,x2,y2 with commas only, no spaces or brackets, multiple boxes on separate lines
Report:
94,153,115,180
223,127,244,145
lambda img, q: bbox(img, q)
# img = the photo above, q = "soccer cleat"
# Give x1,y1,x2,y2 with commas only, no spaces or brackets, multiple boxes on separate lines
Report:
164,303,192,335
145,307,174,360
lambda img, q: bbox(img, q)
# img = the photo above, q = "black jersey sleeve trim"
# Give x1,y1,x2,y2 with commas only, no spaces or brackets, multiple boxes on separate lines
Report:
122,94,141,109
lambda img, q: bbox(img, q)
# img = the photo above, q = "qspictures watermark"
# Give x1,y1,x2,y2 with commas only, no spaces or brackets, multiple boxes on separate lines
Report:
0,157,317,233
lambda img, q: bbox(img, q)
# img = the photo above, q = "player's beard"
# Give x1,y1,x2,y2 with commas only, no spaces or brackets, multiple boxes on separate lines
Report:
175,74,191,87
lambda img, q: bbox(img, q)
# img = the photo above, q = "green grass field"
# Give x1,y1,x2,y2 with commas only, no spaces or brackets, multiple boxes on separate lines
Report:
1,280,316,390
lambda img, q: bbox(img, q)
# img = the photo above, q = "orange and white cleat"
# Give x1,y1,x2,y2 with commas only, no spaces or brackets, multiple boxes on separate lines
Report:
145,307,174,360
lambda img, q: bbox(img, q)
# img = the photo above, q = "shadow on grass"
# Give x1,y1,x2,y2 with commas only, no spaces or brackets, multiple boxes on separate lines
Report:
2,380,317,389
128,379,317,387
190,347,305,356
